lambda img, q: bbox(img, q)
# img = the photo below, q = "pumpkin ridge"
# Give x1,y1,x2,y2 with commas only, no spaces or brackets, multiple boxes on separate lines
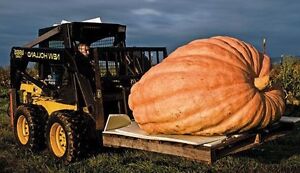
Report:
132,81,252,118
166,42,251,72
263,94,273,128
139,88,256,135
265,90,285,122
136,84,255,129
245,43,262,75
242,41,254,66
142,69,249,87
226,36,253,61
135,83,252,126
195,91,262,135
168,40,247,66
164,54,252,76
213,36,254,70
257,93,271,128
142,58,251,83
189,38,250,69
264,92,279,124
200,89,259,134
259,54,271,77
210,38,255,74
208,37,251,70
238,93,266,132
131,58,252,106
266,90,284,122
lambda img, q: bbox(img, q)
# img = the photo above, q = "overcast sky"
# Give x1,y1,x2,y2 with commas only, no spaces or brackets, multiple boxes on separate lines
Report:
0,0,299,65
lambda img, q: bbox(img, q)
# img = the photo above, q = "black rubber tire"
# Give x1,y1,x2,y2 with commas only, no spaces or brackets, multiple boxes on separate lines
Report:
46,112,88,164
13,105,47,151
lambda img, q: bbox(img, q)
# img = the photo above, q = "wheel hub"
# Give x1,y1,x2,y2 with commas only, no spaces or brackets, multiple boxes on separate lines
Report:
50,123,67,157
16,115,29,145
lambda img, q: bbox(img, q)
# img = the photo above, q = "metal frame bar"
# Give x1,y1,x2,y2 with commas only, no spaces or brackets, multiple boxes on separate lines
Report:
24,27,61,48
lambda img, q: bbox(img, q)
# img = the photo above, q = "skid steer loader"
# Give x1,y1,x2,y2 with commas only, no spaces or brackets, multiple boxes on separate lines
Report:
9,22,167,163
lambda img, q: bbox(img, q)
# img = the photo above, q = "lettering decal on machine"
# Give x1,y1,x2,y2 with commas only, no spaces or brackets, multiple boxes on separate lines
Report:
27,51,61,60
13,49,24,58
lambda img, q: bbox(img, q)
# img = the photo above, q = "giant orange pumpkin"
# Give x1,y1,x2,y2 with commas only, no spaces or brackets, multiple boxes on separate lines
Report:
128,36,285,136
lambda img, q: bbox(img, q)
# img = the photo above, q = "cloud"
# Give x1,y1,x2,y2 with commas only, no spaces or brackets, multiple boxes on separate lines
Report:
0,0,300,65
131,8,161,16
144,0,157,2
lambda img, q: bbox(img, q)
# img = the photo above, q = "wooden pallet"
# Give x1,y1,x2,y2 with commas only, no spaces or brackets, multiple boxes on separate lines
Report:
102,115,300,164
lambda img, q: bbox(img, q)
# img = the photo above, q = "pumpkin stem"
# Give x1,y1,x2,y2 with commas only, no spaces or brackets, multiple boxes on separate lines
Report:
254,75,270,91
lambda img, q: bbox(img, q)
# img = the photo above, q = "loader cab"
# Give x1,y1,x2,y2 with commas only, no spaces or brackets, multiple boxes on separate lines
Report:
11,23,126,96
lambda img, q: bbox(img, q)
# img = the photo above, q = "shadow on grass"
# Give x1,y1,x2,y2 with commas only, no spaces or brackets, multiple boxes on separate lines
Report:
230,105,300,165
284,104,300,117
233,127,300,164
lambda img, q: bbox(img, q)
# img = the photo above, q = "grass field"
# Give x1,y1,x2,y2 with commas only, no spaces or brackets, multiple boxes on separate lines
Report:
1,89,300,173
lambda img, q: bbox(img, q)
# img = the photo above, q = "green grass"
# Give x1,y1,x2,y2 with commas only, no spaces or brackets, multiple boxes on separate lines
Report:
1,91,300,172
